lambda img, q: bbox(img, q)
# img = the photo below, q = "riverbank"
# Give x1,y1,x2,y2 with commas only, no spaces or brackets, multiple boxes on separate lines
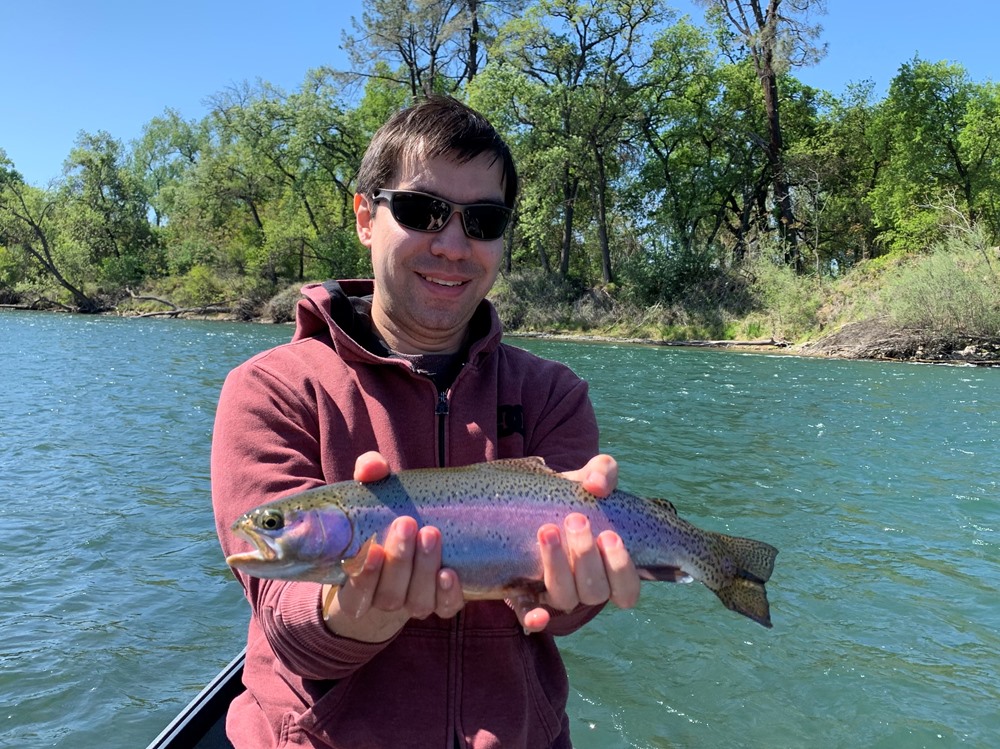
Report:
8,299,999,367
512,320,1000,367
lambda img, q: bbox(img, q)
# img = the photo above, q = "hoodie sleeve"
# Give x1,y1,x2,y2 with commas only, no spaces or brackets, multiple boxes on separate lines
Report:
212,357,396,680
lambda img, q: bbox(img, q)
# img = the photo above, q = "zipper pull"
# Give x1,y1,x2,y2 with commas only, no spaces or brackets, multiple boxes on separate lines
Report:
435,389,449,416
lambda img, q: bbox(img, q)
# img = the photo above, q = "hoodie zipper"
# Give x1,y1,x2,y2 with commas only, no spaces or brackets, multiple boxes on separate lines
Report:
435,389,449,468
435,385,465,748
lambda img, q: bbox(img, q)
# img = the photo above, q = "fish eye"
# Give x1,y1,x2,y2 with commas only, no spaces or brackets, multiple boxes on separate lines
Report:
257,509,285,531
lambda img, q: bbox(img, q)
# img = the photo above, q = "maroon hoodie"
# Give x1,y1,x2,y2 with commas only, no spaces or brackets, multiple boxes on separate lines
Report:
212,281,603,748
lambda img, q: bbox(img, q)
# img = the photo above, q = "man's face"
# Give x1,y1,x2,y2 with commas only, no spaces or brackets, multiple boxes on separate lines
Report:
355,151,507,354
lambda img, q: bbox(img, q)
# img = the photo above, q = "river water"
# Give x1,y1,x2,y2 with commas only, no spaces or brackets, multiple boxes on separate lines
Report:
3,310,998,748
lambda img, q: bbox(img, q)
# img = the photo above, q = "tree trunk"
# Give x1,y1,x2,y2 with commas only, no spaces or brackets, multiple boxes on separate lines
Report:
465,0,479,82
592,144,613,284
760,59,800,270
559,170,579,278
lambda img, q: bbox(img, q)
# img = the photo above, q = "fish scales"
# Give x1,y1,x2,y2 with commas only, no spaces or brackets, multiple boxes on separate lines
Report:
227,458,779,627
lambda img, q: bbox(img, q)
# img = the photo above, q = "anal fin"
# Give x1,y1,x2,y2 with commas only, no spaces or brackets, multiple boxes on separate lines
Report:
638,565,693,584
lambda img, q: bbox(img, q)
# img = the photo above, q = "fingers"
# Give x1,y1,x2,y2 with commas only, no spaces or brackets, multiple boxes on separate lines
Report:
536,511,642,627
538,523,577,612
541,513,610,611
560,454,618,498
596,530,641,609
564,514,611,606
405,526,463,619
372,516,419,610
353,451,391,483
323,517,464,642
509,595,552,634
434,568,465,619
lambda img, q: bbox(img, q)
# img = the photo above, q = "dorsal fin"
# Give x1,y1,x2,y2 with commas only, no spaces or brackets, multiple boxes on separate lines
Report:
484,457,557,476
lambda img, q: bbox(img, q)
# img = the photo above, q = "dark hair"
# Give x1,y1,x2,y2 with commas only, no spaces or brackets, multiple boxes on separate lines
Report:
355,95,519,208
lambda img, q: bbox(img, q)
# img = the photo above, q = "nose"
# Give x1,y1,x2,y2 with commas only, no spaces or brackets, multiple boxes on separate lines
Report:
429,211,472,260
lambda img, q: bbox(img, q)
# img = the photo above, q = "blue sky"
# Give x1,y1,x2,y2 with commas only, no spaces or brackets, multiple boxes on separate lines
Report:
3,0,997,187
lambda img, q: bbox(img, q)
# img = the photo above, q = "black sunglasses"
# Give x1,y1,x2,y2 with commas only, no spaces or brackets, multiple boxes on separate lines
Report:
371,189,512,241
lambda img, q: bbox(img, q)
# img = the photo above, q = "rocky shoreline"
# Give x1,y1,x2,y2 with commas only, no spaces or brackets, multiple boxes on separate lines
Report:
514,319,1000,367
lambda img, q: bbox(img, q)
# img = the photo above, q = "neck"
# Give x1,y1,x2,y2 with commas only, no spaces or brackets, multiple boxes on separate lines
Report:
371,312,469,355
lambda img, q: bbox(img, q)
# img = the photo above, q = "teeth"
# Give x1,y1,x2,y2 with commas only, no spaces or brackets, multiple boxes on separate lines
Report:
423,275,463,287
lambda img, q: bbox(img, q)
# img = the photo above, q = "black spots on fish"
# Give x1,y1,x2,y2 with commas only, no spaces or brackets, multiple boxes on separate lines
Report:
482,457,553,475
648,497,678,516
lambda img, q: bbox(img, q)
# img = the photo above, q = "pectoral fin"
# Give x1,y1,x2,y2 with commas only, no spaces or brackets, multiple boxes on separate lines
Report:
322,584,340,619
321,534,378,619
341,533,377,578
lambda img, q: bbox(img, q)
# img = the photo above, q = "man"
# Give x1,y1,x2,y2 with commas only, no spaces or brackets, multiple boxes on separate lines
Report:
212,95,641,748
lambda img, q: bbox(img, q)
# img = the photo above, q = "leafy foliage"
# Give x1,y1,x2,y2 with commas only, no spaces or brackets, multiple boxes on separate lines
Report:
879,224,1000,336
1,0,999,332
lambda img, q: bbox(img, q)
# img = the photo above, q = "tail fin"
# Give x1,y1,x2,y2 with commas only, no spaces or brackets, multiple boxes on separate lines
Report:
712,533,779,628
722,533,778,583
714,576,773,628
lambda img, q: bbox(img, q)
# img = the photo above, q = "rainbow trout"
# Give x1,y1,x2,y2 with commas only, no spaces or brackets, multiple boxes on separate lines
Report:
226,458,778,627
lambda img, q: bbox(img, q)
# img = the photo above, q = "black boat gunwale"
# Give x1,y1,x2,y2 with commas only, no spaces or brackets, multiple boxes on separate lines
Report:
145,648,245,749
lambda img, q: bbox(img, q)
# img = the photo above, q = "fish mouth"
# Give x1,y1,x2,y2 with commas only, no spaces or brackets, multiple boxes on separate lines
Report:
226,526,280,566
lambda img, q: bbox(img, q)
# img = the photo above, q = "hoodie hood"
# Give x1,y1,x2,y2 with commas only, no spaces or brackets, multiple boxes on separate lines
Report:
291,280,503,369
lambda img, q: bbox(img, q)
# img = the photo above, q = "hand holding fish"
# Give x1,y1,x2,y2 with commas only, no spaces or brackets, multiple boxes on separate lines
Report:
228,456,778,632
517,453,641,633
320,452,464,643
320,452,640,641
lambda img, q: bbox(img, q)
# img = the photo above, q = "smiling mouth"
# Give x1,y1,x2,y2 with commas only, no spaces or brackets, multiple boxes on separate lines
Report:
420,273,467,287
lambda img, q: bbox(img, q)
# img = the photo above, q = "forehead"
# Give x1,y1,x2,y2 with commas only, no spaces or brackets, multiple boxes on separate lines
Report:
393,150,506,200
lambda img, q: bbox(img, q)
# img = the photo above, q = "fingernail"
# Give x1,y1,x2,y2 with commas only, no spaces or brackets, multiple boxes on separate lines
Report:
419,529,438,554
565,514,588,533
438,571,453,591
539,527,561,547
601,532,622,550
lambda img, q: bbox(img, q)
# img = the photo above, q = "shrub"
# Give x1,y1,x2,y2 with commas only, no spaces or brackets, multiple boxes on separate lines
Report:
489,270,584,331
179,265,225,307
263,283,311,324
879,226,1000,337
744,256,825,341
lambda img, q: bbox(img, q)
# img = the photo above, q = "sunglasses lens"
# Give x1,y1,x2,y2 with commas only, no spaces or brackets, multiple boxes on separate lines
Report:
377,190,511,240
462,206,511,240
389,192,452,232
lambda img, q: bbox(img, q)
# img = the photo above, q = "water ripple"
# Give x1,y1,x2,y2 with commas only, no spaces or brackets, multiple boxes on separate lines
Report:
4,316,999,748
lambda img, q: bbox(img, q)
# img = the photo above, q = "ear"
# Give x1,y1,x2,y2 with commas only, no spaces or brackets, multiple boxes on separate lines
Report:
354,193,374,249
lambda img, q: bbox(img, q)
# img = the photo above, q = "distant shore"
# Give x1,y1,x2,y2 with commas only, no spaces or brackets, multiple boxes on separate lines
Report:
5,304,999,367
512,323,1000,366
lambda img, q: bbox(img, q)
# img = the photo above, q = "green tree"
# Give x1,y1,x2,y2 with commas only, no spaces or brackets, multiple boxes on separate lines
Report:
870,57,1000,252
341,0,528,96
132,108,208,228
476,0,665,284
699,0,827,270
789,81,887,270
634,20,736,275
59,131,161,289
0,152,102,311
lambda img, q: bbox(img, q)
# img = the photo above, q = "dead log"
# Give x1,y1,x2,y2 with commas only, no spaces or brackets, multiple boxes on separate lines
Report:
134,304,234,319
126,287,178,310
652,338,790,348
